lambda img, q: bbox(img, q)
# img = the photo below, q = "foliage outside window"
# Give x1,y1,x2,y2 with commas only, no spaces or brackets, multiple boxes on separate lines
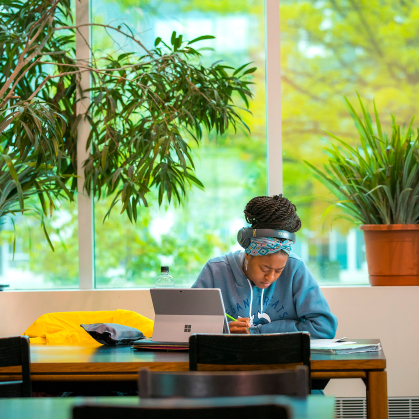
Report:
281,0,419,284
0,0,258,289
2,0,418,289
92,0,267,288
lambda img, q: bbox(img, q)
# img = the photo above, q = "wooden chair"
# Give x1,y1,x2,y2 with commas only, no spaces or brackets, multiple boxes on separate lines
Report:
138,366,309,399
72,397,291,419
0,336,32,397
189,332,311,389
189,332,310,370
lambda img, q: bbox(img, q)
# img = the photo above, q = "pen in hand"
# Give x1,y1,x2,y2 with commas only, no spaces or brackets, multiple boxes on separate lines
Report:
226,313,251,334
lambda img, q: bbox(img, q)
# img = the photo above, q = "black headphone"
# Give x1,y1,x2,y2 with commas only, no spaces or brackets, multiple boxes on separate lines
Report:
237,227,296,249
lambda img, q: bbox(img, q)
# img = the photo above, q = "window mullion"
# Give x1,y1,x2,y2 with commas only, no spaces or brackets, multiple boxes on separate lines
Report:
76,0,94,289
265,0,282,195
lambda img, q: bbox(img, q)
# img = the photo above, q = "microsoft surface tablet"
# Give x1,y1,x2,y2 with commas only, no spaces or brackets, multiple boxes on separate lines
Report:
149,288,229,345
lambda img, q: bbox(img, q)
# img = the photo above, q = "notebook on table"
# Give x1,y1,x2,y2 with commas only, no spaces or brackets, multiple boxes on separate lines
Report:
132,288,229,350
310,339,382,354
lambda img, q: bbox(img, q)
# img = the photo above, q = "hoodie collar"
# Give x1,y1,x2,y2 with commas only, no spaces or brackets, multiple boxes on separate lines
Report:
226,250,250,288
227,250,280,295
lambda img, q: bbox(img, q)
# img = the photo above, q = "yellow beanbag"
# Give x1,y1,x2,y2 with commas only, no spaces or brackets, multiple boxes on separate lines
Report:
23,309,154,345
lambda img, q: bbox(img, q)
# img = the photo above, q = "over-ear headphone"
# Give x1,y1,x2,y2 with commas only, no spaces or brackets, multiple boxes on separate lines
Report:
237,227,296,249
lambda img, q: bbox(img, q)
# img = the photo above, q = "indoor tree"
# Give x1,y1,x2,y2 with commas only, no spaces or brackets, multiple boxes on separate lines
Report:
0,0,255,229
0,98,73,249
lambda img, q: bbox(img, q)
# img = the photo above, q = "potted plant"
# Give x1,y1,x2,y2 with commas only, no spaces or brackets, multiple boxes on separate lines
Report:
305,94,419,286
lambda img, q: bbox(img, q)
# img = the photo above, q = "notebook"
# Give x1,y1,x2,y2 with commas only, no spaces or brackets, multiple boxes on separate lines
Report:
310,339,381,354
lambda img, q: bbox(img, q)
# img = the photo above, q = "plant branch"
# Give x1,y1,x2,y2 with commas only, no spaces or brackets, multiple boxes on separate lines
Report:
53,23,154,57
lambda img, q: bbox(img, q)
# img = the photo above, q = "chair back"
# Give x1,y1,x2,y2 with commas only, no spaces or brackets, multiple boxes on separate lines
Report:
0,336,32,397
139,366,309,398
189,332,310,369
73,398,291,419
189,332,311,390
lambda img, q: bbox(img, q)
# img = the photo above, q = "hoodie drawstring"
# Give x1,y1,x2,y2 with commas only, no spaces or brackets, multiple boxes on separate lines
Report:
246,279,265,326
261,289,264,313
246,278,253,322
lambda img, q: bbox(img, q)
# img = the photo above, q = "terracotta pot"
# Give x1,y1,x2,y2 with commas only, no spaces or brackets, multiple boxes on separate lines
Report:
360,224,419,286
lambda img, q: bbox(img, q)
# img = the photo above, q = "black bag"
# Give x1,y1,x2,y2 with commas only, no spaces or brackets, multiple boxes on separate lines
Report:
80,323,145,345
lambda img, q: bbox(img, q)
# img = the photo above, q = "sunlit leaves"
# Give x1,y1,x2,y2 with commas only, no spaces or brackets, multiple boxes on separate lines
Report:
0,0,77,247
0,100,74,249
280,0,419,231
83,30,254,222
1,1,255,224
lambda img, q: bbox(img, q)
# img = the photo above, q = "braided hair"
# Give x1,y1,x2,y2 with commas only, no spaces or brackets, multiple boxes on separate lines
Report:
244,194,301,232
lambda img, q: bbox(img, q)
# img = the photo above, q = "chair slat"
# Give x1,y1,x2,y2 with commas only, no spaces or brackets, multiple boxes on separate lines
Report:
138,366,309,399
189,333,310,367
73,401,290,419
0,382,24,398
0,338,23,367
189,332,311,390
0,336,32,398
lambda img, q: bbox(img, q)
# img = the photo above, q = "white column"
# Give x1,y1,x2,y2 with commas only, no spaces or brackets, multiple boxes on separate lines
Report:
301,240,309,262
329,230,337,261
347,229,357,273
265,0,282,196
76,0,94,289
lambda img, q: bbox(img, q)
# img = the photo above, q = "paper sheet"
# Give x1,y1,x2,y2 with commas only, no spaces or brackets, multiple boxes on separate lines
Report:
310,339,356,348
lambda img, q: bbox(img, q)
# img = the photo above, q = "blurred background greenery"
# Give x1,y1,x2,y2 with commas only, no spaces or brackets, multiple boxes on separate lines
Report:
2,0,418,288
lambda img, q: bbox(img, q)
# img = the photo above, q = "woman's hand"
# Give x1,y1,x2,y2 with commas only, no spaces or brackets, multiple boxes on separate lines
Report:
229,317,251,334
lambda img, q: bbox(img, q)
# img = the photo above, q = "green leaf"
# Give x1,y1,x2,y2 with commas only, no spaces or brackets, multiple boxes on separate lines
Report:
241,67,257,76
373,100,383,140
187,35,216,45
1,154,24,211
233,62,252,76
41,218,55,252
171,31,177,46
101,145,109,170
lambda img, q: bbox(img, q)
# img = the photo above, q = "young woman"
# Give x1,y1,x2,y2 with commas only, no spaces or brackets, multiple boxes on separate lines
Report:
192,194,338,338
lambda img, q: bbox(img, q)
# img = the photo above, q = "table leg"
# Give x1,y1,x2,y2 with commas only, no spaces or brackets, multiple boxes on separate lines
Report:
366,370,388,419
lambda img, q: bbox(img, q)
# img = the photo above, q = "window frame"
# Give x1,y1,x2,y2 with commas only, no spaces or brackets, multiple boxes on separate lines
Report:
76,0,94,289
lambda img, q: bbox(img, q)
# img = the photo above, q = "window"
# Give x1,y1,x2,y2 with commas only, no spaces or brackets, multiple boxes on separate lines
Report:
0,2,79,290
0,200,79,290
280,0,418,285
92,0,267,288
5,1,417,290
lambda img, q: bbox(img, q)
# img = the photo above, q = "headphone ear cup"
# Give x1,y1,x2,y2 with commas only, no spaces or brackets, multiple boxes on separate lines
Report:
241,238,250,249
237,228,250,248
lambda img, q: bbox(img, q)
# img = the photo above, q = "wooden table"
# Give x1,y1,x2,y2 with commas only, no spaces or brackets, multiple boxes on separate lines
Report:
0,395,335,419
311,339,387,419
0,339,387,419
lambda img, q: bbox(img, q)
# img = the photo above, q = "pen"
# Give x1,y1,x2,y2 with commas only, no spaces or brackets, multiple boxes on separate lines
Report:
226,313,251,331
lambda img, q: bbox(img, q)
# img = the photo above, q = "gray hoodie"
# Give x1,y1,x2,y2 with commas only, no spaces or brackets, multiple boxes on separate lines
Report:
192,250,337,338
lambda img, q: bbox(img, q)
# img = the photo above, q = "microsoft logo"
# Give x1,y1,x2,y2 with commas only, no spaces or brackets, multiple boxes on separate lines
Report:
184,325,191,332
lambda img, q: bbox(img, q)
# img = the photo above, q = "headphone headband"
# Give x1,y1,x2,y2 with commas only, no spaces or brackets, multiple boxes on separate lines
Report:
237,227,296,249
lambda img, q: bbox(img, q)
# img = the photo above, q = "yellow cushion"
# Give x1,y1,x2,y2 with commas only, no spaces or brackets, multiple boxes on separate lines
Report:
23,309,154,345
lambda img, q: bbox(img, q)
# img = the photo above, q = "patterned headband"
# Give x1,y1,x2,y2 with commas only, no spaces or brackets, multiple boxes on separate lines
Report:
245,237,293,256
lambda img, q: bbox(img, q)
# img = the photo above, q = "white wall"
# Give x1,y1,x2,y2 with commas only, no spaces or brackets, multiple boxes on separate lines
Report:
321,286,419,397
0,286,418,397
